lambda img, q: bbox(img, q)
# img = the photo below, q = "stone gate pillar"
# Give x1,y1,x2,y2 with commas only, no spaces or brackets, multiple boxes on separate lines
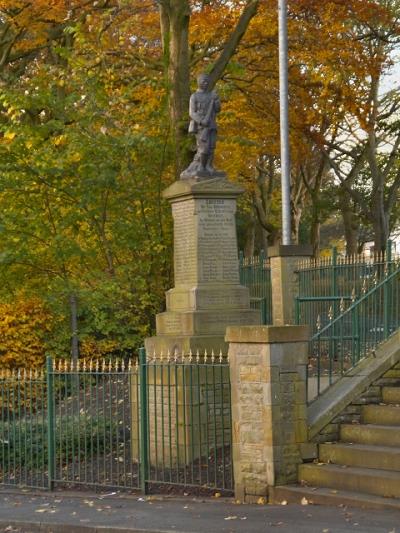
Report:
269,245,313,325
226,325,310,503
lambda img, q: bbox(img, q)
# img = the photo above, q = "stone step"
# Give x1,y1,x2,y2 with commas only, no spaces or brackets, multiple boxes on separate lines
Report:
319,442,400,471
269,484,400,510
340,423,400,447
361,404,400,426
298,463,400,498
382,386,400,404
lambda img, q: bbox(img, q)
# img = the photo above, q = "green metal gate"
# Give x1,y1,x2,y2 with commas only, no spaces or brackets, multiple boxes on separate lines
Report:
0,351,233,494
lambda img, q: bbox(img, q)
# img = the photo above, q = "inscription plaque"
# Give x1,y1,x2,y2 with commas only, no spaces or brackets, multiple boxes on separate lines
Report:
198,199,239,284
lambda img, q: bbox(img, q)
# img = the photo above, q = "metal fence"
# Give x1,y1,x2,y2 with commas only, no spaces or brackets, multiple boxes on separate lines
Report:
0,350,233,495
296,242,399,335
239,250,272,324
308,264,400,401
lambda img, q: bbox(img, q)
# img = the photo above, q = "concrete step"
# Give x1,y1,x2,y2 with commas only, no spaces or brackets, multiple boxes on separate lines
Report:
361,404,400,426
319,442,400,471
382,386,400,404
269,484,400,510
340,423,400,447
298,463,400,498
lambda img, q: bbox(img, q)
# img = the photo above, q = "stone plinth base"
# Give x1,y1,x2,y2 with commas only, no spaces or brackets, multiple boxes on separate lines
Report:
226,325,310,503
131,361,231,466
146,176,261,356
166,285,250,311
156,309,260,337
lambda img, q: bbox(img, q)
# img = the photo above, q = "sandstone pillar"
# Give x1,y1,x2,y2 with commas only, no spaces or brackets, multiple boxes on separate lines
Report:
269,245,313,325
145,177,260,356
226,325,309,503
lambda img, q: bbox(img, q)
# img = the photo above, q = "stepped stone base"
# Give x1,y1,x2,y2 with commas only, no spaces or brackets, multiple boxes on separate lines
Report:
156,308,259,336
166,285,250,311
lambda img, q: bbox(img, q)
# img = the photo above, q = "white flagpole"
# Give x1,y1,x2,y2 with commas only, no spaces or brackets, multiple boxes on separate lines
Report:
278,0,292,245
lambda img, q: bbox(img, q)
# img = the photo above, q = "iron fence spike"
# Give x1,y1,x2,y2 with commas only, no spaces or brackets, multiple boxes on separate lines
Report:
351,287,356,303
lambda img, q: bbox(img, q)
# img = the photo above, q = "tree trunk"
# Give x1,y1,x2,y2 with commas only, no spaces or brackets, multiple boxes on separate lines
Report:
310,215,320,258
159,0,191,177
339,191,359,255
244,216,256,257
69,293,79,360
159,0,259,178
291,204,302,245
371,193,389,252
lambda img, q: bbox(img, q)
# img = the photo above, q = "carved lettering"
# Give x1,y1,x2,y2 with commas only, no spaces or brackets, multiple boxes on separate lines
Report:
198,199,239,283
173,201,197,285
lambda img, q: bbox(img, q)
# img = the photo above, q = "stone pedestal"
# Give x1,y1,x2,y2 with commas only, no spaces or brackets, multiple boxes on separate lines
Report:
226,325,310,503
145,177,260,356
269,245,313,326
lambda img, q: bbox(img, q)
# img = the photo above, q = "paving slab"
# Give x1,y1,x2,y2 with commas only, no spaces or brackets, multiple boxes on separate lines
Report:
0,489,399,533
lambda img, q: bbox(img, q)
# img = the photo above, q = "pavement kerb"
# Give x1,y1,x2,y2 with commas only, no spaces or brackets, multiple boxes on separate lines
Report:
0,488,234,505
0,520,180,533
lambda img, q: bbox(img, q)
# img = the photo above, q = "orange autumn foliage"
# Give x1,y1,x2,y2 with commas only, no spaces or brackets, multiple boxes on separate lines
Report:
0,297,52,370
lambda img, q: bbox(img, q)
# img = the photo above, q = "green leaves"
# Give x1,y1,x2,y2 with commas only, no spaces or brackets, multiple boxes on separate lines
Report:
0,41,172,358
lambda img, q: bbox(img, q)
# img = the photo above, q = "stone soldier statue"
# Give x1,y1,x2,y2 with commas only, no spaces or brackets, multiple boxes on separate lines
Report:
181,73,225,179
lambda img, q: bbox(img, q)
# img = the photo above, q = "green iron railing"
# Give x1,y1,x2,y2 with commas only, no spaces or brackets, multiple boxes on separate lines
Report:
142,349,232,493
0,351,233,495
308,263,400,401
296,241,399,335
239,250,272,324
0,368,48,490
0,358,141,491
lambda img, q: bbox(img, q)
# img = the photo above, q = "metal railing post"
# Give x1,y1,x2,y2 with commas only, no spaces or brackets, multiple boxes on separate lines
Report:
295,297,300,324
239,250,244,285
139,347,149,494
46,356,55,490
383,240,393,338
